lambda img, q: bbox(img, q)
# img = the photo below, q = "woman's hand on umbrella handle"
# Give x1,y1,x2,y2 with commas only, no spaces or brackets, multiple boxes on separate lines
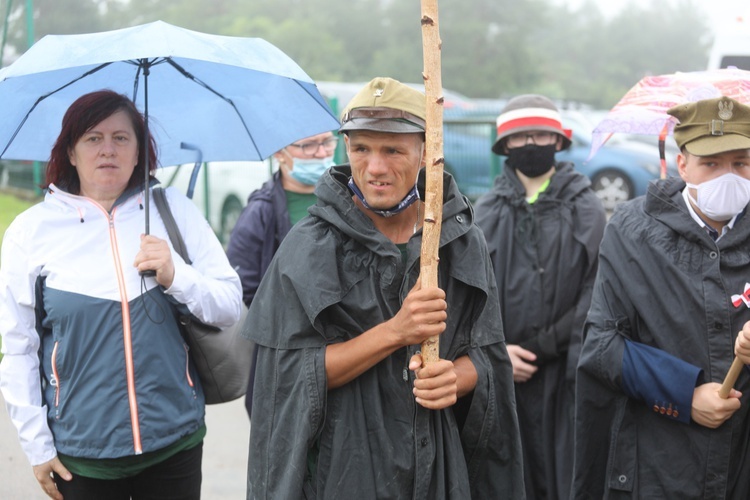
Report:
32,456,71,500
135,234,175,288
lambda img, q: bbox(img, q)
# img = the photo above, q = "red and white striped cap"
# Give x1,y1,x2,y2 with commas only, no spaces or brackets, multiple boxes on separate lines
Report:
491,94,572,154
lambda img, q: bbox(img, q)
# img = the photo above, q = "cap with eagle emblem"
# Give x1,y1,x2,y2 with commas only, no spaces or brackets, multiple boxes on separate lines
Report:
667,96,750,156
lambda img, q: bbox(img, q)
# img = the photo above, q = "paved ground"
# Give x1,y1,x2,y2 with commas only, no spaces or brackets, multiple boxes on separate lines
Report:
0,392,250,499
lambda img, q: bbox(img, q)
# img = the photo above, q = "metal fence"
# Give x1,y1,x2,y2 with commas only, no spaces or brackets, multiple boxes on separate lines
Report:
0,159,43,198
0,118,502,202
442,116,499,200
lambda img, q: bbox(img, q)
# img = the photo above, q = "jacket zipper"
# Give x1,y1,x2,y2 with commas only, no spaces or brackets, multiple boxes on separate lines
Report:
105,207,143,455
184,344,195,389
51,342,60,416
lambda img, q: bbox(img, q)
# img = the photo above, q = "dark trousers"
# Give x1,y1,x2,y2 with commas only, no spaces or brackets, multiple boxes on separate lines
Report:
53,443,203,500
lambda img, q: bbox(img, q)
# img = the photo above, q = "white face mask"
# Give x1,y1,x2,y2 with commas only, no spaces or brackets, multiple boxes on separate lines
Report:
687,173,750,221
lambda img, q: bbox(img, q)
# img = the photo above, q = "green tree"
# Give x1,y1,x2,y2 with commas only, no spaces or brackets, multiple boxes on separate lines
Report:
439,0,552,98
224,14,351,81
1,0,716,109
4,0,129,47
546,0,710,107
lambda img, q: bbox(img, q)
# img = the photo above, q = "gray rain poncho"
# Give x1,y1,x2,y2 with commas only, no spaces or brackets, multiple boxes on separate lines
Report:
574,177,750,499
474,162,605,499
243,165,524,500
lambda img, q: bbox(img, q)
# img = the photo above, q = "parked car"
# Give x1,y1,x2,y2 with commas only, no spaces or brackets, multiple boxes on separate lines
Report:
440,106,678,210
168,88,676,242
157,160,273,245
558,110,679,211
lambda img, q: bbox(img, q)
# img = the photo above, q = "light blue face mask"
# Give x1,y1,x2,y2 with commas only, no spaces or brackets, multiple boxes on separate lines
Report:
289,157,335,186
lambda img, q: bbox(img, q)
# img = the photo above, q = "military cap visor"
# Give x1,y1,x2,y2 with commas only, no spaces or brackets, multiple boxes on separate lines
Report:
339,107,426,134
683,129,750,156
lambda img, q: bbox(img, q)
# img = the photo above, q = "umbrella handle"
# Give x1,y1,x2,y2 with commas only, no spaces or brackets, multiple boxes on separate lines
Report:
139,58,156,279
719,357,745,399
658,124,668,180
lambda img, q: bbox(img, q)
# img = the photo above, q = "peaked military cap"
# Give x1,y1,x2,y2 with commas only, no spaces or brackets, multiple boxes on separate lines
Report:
667,96,750,155
339,77,426,134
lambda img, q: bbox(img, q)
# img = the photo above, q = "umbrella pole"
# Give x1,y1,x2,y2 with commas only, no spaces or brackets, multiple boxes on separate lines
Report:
419,0,444,365
140,59,156,277
143,59,151,235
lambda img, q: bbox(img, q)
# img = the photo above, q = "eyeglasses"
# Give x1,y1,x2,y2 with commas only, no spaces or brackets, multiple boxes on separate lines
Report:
505,131,557,148
289,137,339,156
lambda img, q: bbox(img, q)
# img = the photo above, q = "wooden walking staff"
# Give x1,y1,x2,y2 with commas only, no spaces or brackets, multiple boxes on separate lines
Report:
419,0,444,365
719,357,744,399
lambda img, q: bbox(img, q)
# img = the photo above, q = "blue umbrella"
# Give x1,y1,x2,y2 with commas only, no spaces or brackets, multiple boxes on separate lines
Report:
0,20,339,232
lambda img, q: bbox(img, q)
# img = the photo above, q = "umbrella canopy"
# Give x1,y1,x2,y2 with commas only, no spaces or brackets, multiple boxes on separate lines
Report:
0,20,339,167
590,67,750,164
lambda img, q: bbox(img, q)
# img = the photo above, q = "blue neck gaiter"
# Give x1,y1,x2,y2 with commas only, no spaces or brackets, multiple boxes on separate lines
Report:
348,177,420,217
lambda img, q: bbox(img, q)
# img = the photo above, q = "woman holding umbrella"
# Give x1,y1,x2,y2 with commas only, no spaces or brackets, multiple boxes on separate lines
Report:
0,90,242,499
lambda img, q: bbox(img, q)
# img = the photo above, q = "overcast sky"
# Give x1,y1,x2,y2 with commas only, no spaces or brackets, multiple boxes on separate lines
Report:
562,0,749,33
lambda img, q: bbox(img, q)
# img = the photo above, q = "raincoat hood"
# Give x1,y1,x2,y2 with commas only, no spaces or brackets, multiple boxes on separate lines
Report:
313,164,473,250
491,161,591,203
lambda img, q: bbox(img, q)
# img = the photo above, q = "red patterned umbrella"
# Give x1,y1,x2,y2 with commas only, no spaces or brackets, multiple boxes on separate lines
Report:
590,67,750,177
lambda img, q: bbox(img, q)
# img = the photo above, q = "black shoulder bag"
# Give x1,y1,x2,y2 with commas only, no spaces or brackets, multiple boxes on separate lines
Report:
152,187,252,404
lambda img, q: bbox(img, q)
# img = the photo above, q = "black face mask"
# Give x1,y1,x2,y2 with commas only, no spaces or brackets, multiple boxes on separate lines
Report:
505,144,557,178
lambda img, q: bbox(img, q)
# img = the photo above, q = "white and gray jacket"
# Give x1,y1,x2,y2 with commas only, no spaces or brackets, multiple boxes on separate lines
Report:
0,184,241,465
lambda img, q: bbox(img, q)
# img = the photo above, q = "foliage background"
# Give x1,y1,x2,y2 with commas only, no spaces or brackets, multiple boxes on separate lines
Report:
0,193,32,242
1,0,713,108
0,193,35,359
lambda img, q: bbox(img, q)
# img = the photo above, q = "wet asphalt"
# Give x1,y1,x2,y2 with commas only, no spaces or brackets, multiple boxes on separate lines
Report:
0,392,249,499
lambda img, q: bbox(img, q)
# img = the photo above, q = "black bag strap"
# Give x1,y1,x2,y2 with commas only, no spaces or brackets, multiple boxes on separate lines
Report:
152,187,193,265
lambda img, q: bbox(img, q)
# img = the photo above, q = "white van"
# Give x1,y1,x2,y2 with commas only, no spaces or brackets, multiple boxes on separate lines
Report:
158,160,274,246
707,15,750,70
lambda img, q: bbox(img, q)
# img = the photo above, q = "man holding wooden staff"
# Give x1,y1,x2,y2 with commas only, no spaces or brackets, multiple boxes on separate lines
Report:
573,96,750,498
242,77,523,499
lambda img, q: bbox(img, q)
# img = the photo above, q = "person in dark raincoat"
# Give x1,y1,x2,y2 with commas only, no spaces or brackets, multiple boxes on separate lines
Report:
573,96,750,499
473,95,606,500
226,130,337,417
243,77,524,499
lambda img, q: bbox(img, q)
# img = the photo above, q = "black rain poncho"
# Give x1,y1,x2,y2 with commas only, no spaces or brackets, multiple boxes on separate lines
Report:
243,165,524,500
573,177,750,499
474,163,605,499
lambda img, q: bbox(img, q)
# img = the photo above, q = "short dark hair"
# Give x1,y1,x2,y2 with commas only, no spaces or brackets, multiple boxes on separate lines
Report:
45,90,158,194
